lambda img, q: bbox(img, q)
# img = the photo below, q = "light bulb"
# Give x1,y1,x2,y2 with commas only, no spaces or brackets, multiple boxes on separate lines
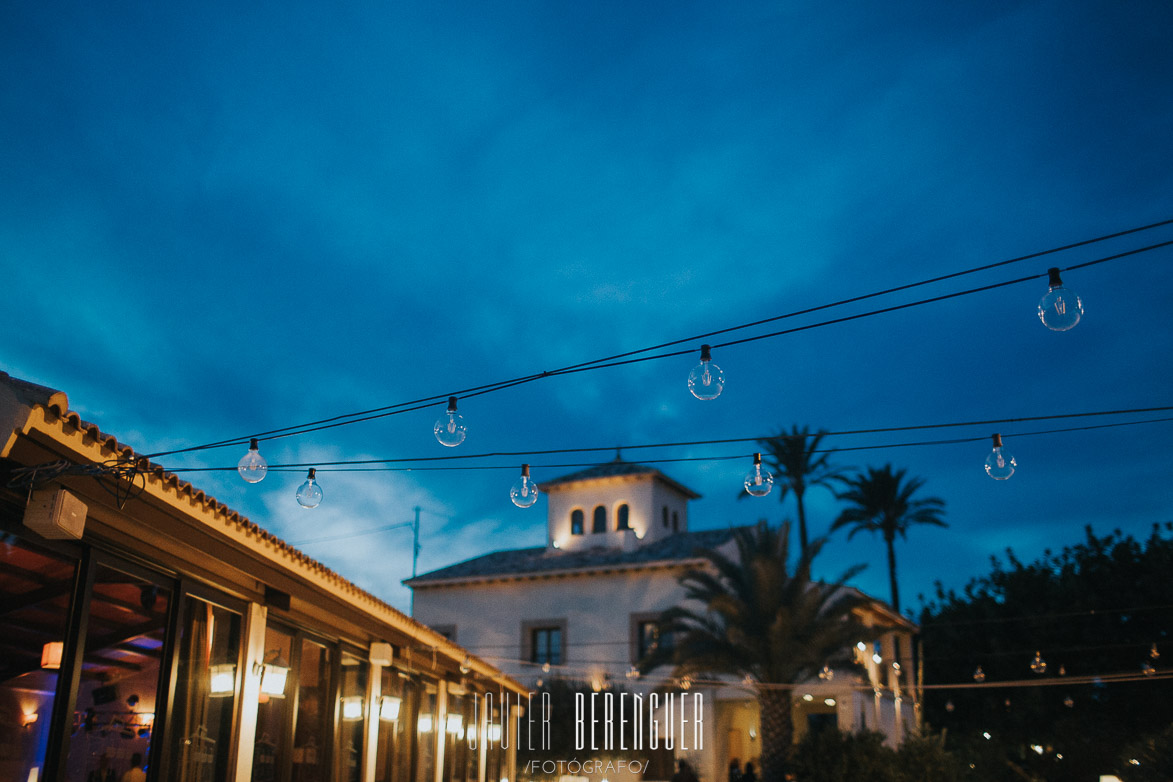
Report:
626,666,640,680
945,700,955,713
1038,267,1083,331
434,396,468,447
1150,642,1160,660
296,468,324,509
1063,695,1074,709
1030,651,1047,675
237,438,268,484
984,433,1016,480
679,675,692,690
510,464,539,508
743,453,773,497
460,655,471,675
541,661,551,674
818,665,833,681
1142,661,1156,676
973,666,986,683
687,344,724,400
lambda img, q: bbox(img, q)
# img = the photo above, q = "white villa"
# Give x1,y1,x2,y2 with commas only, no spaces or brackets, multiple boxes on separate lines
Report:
406,458,918,782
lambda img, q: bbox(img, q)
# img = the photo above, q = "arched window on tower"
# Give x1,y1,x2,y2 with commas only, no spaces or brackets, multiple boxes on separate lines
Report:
617,504,630,531
592,505,607,533
571,509,584,535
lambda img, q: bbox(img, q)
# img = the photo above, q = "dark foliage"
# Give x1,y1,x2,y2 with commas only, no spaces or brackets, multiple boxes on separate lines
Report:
918,524,1173,782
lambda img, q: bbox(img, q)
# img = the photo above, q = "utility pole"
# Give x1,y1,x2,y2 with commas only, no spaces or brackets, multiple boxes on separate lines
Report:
410,505,421,617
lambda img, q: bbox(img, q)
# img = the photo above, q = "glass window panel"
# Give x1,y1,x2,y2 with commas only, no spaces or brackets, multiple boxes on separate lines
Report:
0,535,77,782
570,510,583,536
253,625,294,782
442,694,465,782
293,639,333,782
591,506,606,533
617,505,630,531
65,563,171,782
374,671,415,782
415,687,437,782
338,652,368,782
167,596,242,782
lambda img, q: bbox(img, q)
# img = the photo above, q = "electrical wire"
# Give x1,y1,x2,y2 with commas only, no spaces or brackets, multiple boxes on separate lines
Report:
140,224,1173,461
162,408,1173,474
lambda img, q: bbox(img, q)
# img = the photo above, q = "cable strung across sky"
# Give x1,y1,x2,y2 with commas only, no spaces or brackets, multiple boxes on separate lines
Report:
144,218,1173,462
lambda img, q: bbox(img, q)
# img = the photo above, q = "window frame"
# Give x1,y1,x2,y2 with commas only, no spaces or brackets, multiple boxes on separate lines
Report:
616,504,630,531
570,509,584,536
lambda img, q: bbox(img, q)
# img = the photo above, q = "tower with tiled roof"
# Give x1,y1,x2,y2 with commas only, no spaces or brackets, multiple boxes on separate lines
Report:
538,456,702,552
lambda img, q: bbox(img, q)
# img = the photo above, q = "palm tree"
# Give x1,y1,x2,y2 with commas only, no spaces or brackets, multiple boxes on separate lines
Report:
639,521,876,782
751,425,846,556
831,464,946,614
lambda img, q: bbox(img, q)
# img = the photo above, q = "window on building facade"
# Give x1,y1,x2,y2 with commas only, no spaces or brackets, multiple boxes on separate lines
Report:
616,504,630,530
168,593,244,782
634,619,673,663
531,627,563,665
672,511,679,532
571,509,584,535
592,506,606,533
662,506,669,528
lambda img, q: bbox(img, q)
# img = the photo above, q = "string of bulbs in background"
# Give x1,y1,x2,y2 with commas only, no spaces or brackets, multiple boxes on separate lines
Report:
168,217,1173,509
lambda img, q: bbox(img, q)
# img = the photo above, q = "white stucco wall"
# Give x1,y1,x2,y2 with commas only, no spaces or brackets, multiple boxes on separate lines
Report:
544,475,692,553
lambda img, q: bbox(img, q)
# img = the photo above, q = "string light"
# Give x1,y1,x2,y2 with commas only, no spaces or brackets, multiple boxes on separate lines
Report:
819,665,833,681
984,434,1016,480
1038,267,1083,331
973,666,986,683
1142,661,1156,676
237,438,268,483
945,700,955,712
1030,651,1047,675
743,453,773,497
509,464,539,508
687,344,724,400
296,468,323,509
434,397,468,447
138,226,1173,464
1150,642,1160,660
1064,695,1074,708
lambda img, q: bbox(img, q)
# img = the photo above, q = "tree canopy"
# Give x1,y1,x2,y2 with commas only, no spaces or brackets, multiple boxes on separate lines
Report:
918,523,1173,782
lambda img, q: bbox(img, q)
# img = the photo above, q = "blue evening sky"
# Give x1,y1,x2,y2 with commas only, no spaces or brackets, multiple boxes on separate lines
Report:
3,1,1172,615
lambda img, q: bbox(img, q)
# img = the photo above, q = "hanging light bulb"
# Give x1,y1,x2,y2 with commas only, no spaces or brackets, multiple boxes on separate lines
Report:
1030,651,1047,675
742,674,755,688
237,438,269,483
687,344,724,400
984,434,1016,480
679,675,692,691
1038,267,1083,331
535,678,544,688
1142,661,1156,676
945,700,955,713
1058,664,1067,676
460,656,472,675
434,397,468,447
510,464,539,508
296,468,324,509
818,665,833,681
1063,695,1074,709
626,666,640,681
743,453,774,497
541,661,551,674
973,666,986,683
1150,642,1160,660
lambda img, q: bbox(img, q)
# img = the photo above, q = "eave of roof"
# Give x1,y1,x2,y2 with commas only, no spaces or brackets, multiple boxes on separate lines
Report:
537,458,702,499
0,371,525,694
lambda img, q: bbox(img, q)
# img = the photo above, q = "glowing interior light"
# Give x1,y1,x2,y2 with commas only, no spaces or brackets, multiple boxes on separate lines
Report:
209,664,236,696
342,696,364,721
380,695,402,721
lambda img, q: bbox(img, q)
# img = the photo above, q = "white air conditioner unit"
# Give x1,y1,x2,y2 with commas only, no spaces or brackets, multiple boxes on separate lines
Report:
24,488,88,539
